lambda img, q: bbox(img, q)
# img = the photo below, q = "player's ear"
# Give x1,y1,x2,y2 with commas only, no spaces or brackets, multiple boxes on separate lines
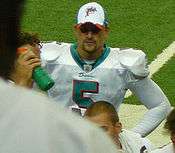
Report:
103,27,109,40
105,27,109,33
73,25,79,38
114,122,122,133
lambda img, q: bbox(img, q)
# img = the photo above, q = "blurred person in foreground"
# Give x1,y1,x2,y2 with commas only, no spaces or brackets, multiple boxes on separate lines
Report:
151,108,175,153
41,2,171,137
84,101,154,153
0,1,119,153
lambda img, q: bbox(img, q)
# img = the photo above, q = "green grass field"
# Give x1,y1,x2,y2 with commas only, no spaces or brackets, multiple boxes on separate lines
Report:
22,0,175,106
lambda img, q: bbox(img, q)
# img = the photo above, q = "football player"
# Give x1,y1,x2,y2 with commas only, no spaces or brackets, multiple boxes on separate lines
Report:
41,2,171,137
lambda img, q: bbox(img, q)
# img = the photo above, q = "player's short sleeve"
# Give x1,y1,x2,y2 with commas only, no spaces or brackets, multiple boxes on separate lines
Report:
118,48,149,78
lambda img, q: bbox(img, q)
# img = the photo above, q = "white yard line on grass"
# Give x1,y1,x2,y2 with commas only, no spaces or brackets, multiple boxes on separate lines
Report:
125,41,175,98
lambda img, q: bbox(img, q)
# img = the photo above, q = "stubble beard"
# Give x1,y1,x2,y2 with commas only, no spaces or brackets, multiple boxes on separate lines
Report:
82,44,96,53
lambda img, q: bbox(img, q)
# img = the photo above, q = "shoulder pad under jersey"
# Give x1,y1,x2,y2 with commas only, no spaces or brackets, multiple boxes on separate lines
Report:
118,48,149,77
41,41,71,61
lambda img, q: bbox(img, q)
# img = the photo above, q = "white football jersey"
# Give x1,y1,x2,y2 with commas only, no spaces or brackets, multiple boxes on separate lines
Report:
41,42,171,136
41,42,148,109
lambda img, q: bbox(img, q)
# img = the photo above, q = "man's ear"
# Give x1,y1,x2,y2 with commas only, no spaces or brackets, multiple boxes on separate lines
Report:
105,27,110,33
115,122,122,132
103,28,109,40
73,26,79,38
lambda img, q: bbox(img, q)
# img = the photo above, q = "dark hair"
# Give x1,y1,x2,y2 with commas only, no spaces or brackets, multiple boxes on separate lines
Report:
84,101,119,125
17,31,40,47
164,108,175,133
0,0,25,79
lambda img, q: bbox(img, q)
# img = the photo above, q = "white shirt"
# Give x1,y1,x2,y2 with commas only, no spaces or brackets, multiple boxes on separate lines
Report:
151,143,175,153
0,78,118,153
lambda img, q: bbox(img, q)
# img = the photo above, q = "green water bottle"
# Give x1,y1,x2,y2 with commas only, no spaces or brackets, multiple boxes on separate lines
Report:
17,47,54,91
32,66,55,91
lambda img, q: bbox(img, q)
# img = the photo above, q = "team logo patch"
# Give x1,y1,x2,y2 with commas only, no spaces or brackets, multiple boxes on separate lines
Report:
85,7,97,17
83,64,92,72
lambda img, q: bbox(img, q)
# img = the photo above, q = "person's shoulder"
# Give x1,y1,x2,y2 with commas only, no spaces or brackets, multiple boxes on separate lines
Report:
118,48,149,77
120,129,142,137
109,47,146,64
120,129,153,145
41,41,72,61
118,48,147,66
41,41,71,51
120,129,154,152
150,143,174,153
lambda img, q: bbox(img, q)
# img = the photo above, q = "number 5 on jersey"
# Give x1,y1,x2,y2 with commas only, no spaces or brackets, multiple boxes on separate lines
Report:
73,80,99,108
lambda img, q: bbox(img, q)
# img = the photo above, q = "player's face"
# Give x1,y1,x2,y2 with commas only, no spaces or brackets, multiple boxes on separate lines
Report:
86,113,122,143
75,23,108,58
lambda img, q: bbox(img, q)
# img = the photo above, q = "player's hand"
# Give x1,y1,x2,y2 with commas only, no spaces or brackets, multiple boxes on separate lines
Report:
10,50,41,87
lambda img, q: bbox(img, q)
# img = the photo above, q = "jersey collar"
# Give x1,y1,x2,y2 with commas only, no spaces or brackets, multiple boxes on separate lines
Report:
70,43,110,72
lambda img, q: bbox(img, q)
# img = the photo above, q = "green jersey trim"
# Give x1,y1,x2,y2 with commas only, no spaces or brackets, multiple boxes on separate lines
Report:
70,43,110,72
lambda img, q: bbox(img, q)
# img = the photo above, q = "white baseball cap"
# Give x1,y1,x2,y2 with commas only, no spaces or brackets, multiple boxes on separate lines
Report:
77,2,108,27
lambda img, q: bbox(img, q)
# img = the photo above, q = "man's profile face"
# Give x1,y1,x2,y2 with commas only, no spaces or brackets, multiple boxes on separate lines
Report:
75,23,108,55
86,113,121,142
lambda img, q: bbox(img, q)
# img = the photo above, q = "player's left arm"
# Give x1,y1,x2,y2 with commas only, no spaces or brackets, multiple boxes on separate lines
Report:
120,48,171,137
129,77,171,137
